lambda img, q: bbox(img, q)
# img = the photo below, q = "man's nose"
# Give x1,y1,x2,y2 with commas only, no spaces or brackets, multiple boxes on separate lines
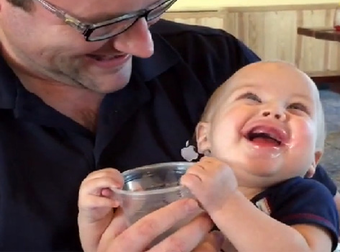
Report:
112,18,154,58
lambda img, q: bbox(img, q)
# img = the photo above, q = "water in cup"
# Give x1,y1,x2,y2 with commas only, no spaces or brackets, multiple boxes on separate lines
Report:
112,162,200,245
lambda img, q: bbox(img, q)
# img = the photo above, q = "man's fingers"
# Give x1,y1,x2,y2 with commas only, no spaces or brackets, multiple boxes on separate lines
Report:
191,231,225,252
101,208,129,240
107,198,200,251
148,213,213,252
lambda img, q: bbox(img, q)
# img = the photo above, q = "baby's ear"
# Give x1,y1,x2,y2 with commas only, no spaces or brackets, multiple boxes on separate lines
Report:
305,151,323,178
195,122,211,154
314,151,323,165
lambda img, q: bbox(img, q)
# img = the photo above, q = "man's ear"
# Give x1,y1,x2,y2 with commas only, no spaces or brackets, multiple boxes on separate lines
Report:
305,151,323,178
0,0,6,11
195,122,211,154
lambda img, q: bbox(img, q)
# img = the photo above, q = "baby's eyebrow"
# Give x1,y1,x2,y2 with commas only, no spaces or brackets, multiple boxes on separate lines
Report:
228,84,256,95
291,93,313,102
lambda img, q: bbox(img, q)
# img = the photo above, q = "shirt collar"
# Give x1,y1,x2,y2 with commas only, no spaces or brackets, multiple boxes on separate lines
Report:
132,32,179,82
0,55,18,109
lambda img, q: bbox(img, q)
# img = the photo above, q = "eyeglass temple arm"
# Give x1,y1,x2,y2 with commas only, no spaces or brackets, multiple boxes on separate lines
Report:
35,0,84,29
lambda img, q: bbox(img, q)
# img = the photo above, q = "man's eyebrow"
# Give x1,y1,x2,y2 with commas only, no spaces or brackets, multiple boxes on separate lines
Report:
81,12,127,24
81,0,165,23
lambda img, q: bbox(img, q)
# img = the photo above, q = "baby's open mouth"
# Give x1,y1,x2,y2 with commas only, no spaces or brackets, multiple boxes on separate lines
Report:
246,131,282,146
244,125,287,147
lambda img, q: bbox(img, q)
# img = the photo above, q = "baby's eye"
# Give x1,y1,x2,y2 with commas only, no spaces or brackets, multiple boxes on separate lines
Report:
288,103,309,114
238,92,262,103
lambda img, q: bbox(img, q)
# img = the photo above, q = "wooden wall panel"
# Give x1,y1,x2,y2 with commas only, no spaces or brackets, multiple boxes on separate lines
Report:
163,4,340,73
163,11,226,29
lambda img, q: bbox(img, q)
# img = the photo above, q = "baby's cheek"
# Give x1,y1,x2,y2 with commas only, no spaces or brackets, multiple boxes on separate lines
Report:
290,121,316,148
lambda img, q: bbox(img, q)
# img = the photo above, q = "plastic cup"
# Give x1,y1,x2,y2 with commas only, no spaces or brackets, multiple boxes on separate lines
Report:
112,162,199,244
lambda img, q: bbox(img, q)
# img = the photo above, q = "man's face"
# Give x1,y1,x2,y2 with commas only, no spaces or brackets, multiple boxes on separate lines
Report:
0,0,164,93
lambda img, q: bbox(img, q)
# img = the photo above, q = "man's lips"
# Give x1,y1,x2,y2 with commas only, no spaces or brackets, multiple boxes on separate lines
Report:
86,54,127,61
85,53,130,69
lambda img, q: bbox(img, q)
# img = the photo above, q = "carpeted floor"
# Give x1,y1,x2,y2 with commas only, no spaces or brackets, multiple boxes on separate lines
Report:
319,90,340,188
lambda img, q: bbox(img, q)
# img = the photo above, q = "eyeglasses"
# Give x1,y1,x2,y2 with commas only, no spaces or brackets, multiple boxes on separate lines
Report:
34,0,177,42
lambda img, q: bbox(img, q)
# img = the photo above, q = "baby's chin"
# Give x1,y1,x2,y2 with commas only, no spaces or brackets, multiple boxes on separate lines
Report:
234,169,286,190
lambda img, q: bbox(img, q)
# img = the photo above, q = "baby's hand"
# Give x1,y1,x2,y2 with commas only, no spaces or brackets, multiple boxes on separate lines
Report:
78,168,124,223
181,157,238,212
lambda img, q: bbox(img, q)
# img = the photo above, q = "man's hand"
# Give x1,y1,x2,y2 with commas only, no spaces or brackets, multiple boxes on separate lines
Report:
97,199,221,252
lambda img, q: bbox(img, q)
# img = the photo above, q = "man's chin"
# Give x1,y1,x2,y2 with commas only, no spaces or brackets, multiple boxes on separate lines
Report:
83,80,127,94
87,74,132,94
81,64,132,94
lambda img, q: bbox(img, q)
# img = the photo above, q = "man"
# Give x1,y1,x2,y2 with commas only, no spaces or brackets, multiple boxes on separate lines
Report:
0,0,336,251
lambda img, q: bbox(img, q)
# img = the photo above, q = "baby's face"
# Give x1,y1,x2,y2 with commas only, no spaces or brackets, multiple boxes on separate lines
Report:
198,62,322,188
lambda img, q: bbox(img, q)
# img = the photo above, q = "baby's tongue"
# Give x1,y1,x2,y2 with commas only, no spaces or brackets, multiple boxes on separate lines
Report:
251,134,279,147
251,128,279,147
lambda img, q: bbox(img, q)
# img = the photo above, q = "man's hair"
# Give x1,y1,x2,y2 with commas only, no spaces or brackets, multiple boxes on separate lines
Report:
7,0,33,11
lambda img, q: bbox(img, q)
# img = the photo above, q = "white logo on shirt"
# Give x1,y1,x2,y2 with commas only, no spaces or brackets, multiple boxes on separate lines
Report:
255,197,271,215
181,140,199,161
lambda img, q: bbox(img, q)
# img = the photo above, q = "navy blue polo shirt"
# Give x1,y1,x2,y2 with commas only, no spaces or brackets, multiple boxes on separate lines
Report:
0,19,334,251
310,164,337,196
251,177,339,251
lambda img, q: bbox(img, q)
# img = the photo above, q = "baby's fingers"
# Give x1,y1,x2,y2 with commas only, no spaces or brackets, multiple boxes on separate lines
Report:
181,172,202,191
180,163,207,191
79,194,119,209
80,177,122,196
79,177,123,210
83,168,124,186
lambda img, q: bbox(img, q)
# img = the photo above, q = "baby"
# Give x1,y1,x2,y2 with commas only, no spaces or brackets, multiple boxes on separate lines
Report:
180,61,339,251
77,61,339,252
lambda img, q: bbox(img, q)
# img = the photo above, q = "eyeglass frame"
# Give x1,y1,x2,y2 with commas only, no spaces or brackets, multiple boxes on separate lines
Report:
33,0,177,42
